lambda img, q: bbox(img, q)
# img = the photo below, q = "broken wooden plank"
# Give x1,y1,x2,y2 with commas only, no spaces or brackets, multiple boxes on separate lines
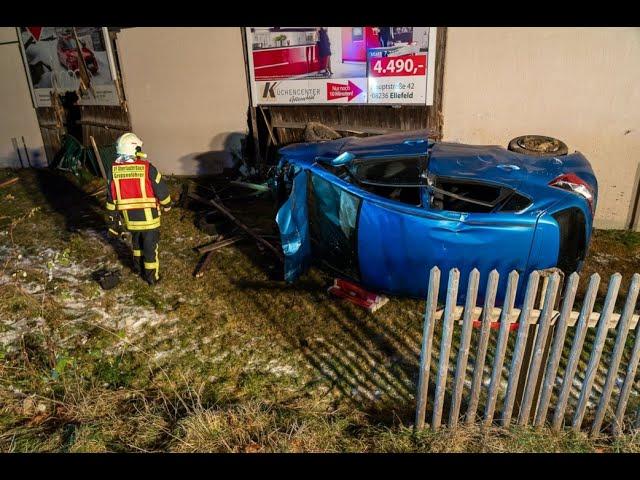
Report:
0,177,19,189
90,135,108,181
197,235,246,254
193,251,216,278
188,192,284,262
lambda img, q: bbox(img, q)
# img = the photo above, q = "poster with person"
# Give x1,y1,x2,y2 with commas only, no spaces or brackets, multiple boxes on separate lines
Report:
245,27,436,105
17,27,121,107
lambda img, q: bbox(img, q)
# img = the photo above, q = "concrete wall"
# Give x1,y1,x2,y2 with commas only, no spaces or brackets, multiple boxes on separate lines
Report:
116,27,250,176
442,27,640,230
0,27,46,168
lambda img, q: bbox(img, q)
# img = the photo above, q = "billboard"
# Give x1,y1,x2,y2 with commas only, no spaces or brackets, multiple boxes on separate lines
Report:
245,27,437,106
17,27,121,107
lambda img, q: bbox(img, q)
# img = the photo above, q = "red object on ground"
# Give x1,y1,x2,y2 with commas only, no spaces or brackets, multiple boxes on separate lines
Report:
328,278,389,312
472,320,519,332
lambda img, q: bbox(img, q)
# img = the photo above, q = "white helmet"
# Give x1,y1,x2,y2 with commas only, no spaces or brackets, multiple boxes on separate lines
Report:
116,132,143,157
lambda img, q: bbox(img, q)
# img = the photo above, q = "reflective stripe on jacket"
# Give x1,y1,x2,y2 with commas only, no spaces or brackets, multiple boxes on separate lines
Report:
105,159,171,231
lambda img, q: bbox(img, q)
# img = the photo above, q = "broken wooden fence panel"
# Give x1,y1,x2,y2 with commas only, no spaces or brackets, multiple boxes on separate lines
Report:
414,268,640,436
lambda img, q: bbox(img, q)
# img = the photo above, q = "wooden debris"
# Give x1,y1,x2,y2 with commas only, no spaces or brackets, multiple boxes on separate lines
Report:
0,177,19,189
188,192,284,262
197,235,246,254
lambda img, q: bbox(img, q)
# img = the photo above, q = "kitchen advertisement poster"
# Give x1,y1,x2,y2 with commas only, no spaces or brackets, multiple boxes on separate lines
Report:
17,27,120,107
245,27,437,106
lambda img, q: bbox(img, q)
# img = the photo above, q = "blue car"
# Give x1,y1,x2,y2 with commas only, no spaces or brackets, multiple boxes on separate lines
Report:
274,130,597,304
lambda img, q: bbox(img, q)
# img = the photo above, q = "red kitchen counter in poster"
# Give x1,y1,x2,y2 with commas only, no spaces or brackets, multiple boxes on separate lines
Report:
253,44,323,80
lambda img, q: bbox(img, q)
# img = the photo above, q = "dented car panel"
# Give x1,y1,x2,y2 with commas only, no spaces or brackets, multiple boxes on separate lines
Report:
274,129,597,303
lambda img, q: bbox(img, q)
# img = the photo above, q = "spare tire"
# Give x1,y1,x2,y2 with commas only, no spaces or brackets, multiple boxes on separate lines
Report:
508,135,568,157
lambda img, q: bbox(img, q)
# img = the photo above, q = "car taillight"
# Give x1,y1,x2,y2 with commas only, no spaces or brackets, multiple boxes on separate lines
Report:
549,173,595,214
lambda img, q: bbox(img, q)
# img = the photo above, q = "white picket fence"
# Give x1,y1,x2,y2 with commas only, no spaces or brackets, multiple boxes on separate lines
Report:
415,267,640,436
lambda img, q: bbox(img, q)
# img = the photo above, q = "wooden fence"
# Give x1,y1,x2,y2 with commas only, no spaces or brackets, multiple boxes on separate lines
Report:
415,267,640,436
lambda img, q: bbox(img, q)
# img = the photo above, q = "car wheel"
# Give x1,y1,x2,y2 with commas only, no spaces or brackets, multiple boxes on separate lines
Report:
508,135,568,157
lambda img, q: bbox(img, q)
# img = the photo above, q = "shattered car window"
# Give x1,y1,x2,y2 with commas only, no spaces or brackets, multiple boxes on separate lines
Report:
347,156,425,207
350,157,423,186
427,176,532,213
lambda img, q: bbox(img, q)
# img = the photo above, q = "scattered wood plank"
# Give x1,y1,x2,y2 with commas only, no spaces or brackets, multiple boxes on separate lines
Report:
197,235,246,254
193,250,216,278
90,135,108,181
188,192,284,262
0,177,19,189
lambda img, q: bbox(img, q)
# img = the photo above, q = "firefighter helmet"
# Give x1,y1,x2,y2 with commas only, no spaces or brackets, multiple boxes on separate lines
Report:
116,132,143,157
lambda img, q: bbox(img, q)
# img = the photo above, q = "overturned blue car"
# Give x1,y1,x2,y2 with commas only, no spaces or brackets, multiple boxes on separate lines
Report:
273,130,597,302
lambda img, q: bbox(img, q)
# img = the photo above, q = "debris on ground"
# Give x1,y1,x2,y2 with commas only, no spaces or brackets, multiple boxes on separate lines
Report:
328,278,390,313
0,177,19,189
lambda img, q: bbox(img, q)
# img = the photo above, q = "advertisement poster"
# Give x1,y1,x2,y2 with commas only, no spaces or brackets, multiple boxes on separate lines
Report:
17,27,120,107
245,27,436,106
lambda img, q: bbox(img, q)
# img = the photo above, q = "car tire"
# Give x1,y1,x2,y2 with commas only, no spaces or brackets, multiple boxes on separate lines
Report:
508,135,568,157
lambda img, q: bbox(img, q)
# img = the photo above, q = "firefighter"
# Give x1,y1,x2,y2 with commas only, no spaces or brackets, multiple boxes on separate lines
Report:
105,133,172,285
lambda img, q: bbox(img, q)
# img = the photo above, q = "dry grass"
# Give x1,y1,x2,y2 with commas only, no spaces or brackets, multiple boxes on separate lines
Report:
0,167,639,453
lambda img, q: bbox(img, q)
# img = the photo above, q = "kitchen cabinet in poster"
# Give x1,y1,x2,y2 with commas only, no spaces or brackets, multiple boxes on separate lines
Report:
17,27,121,107
245,27,436,106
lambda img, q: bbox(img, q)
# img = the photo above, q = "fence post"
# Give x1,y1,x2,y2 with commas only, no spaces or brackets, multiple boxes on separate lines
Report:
534,272,580,428
501,271,540,426
415,266,441,431
432,268,460,430
484,270,519,427
518,273,561,425
552,273,601,432
573,273,622,431
449,268,480,428
591,273,640,436
613,290,640,436
466,270,500,425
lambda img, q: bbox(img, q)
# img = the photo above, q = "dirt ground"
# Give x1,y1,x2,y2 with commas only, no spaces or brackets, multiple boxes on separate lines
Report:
0,168,638,452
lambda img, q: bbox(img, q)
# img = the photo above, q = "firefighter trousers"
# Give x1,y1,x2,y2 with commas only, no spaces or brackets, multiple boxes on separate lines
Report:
131,228,160,284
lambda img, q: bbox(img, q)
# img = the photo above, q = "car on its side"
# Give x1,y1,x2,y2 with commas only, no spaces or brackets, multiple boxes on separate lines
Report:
274,130,597,304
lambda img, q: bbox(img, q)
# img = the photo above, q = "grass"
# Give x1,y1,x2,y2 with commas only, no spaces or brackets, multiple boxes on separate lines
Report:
0,167,639,452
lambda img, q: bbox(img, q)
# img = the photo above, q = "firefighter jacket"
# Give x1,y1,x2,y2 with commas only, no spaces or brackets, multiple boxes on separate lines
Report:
105,159,171,231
